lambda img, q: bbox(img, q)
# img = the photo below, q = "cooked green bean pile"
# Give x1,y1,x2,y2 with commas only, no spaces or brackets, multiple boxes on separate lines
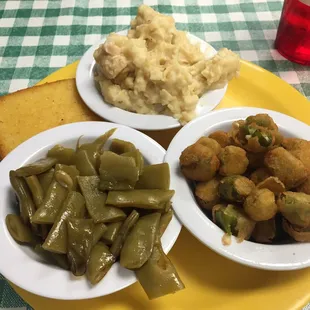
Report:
6,129,184,300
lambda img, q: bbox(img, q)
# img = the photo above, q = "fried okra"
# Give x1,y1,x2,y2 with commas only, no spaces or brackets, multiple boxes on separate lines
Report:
179,143,219,181
195,178,220,210
264,147,308,189
218,146,249,176
244,188,277,221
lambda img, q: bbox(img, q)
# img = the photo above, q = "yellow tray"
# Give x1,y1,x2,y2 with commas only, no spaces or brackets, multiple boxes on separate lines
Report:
11,60,310,310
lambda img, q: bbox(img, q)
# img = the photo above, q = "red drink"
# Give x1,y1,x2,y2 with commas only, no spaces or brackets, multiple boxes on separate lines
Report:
275,0,310,65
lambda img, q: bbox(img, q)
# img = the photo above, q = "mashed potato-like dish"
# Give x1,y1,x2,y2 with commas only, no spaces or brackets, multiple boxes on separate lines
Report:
94,5,240,124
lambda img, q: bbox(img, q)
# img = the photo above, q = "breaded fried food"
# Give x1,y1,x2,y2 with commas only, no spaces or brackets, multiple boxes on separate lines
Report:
252,219,276,243
246,114,278,131
278,192,310,227
218,146,249,176
208,131,231,148
264,147,308,189
212,204,255,244
256,176,286,194
297,177,310,194
179,143,219,181
282,138,310,171
218,175,255,202
196,137,221,156
283,219,310,242
195,177,220,210
244,188,277,221
250,167,270,185
231,114,280,153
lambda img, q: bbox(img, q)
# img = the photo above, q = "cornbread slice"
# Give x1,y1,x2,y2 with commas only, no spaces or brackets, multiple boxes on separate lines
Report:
0,79,101,159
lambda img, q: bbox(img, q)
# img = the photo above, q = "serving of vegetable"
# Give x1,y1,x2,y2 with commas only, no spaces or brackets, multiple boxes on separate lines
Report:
7,129,184,300
179,113,310,245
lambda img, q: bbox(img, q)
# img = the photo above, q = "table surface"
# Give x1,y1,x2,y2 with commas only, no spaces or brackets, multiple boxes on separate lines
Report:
0,0,310,309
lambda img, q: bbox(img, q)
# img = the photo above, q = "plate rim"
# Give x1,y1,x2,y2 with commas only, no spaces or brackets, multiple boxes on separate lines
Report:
0,121,182,300
165,107,310,271
75,30,227,131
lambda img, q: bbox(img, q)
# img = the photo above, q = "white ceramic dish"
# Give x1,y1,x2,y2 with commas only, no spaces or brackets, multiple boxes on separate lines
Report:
0,122,182,300
165,107,310,271
76,30,227,130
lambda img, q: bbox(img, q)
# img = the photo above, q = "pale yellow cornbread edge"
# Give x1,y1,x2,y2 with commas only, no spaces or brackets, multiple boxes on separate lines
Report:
0,79,101,159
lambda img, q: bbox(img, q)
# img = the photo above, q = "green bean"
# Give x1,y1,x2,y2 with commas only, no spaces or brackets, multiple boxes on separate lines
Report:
110,210,139,258
122,150,144,175
101,222,123,245
87,242,115,285
31,180,68,224
75,150,97,176
67,218,94,276
55,170,74,191
120,213,161,269
135,163,170,190
6,214,34,243
110,139,136,154
135,242,185,300
55,164,79,191
159,209,173,238
24,175,48,237
99,151,139,190
106,190,175,210
42,192,85,254
37,168,55,194
25,175,44,208
92,223,107,246
77,176,126,223
77,129,116,168
47,145,76,165
10,170,36,225
15,158,58,177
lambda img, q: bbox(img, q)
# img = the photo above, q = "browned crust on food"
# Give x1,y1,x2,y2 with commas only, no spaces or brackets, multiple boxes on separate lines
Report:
0,79,101,159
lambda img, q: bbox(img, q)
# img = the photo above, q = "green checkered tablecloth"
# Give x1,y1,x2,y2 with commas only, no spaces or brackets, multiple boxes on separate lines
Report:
0,0,310,309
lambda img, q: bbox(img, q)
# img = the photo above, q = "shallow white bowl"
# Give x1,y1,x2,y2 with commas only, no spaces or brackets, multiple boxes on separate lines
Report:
165,107,310,271
76,30,227,130
0,122,182,300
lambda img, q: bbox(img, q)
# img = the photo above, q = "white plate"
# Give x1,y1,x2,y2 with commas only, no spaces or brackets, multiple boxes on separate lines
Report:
0,122,182,300
165,107,310,271
76,30,227,130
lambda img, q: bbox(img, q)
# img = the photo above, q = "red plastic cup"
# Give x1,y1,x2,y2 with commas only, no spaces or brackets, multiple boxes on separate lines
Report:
275,0,310,65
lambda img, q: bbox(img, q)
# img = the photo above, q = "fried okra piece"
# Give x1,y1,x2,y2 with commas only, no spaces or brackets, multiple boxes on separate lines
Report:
252,219,276,243
264,147,308,189
212,204,255,245
246,114,278,131
218,146,249,176
218,175,255,203
282,219,310,242
244,188,277,221
196,137,221,156
250,168,270,185
282,138,310,171
256,176,285,194
230,114,281,153
179,143,220,182
297,177,310,195
277,192,310,228
195,177,220,210
208,131,231,148
231,121,276,153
